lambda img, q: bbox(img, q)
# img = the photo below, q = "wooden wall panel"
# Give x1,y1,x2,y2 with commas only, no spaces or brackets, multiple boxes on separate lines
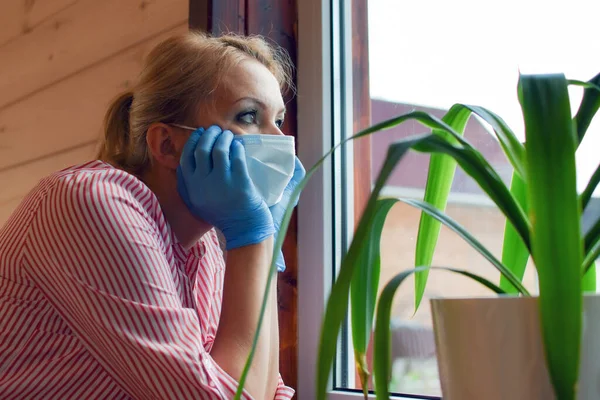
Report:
0,24,188,170
0,0,187,110
0,143,96,225
1,0,188,225
209,0,246,34
0,199,22,228
0,0,77,46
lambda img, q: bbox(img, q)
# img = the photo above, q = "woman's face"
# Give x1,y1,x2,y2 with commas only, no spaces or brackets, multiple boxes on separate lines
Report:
149,58,286,175
144,57,287,233
194,58,286,136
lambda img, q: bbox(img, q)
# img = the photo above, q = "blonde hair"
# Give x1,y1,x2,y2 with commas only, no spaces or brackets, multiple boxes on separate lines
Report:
97,31,293,176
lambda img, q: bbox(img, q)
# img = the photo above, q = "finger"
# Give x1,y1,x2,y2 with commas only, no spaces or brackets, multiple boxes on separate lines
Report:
286,156,305,190
284,156,306,203
194,125,222,177
293,156,306,181
179,128,204,176
275,249,286,272
230,139,251,182
212,130,234,173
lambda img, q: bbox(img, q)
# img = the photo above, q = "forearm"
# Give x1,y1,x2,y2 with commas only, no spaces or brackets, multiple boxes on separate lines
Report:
211,238,280,399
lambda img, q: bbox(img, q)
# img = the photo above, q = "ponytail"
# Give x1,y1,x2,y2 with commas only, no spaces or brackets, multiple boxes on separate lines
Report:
98,91,134,170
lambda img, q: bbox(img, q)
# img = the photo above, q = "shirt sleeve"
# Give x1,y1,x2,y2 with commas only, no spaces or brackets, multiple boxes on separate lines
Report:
22,172,292,400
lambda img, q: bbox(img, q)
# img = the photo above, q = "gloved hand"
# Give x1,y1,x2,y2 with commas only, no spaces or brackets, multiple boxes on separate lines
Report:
269,156,306,271
177,125,274,250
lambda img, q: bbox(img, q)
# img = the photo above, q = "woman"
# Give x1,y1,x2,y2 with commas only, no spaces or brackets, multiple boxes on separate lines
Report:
0,31,303,400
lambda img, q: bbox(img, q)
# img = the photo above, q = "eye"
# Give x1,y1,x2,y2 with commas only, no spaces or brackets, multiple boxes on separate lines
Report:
237,110,258,125
275,119,284,128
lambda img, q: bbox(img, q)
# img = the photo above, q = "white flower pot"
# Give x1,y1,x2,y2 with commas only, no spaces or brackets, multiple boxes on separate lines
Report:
430,294,600,400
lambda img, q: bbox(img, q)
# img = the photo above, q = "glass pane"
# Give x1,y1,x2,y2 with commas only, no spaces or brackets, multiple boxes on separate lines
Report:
341,0,600,396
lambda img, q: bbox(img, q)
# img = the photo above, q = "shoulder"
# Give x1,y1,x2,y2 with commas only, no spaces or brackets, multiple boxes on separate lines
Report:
32,161,166,235
45,161,158,213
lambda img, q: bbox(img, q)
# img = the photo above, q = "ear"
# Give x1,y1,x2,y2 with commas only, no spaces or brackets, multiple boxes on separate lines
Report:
146,123,186,170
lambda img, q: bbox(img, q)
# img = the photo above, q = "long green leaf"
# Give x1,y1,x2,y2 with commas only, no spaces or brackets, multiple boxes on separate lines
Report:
238,107,529,398
460,104,527,179
234,158,320,399
316,135,432,400
584,216,600,255
572,73,600,145
568,79,600,92
235,112,441,398
353,110,471,147
373,266,505,399
570,75,600,292
235,111,443,397
316,131,532,398
584,242,600,274
351,198,396,397
414,102,528,312
237,76,598,398
519,73,582,400
236,108,531,398
412,137,531,251
401,198,529,295
415,105,471,311
310,110,524,399
580,162,600,211
281,110,521,399
500,171,530,294
582,263,596,293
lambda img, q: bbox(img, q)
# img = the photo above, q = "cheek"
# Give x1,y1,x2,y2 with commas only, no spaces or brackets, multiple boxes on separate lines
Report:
229,125,256,135
203,119,256,136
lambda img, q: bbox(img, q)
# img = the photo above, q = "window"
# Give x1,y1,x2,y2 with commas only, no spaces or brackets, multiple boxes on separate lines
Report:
297,0,600,399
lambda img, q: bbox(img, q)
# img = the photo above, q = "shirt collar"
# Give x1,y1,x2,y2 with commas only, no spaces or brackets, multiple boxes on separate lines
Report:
172,232,206,264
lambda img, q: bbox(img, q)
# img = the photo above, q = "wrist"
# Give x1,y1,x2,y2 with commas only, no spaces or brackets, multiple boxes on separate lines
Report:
226,236,275,274
222,210,275,250
225,229,274,250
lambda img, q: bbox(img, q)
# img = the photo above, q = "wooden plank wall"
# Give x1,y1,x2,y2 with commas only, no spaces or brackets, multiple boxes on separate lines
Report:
0,0,189,226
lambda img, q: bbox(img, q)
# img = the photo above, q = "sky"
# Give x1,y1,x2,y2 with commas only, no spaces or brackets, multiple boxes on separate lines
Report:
368,0,600,196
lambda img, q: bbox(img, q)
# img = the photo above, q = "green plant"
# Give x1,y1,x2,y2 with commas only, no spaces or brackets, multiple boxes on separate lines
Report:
234,73,600,400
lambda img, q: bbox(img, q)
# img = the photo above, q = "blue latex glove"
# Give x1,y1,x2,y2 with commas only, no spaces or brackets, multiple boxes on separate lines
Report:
177,126,274,250
269,156,306,272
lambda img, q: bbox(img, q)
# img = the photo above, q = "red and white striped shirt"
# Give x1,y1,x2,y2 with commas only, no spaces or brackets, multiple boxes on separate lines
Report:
0,161,294,400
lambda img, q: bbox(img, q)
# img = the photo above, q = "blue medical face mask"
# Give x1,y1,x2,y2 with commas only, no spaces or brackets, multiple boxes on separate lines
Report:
172,124,296,206
232,134,295,206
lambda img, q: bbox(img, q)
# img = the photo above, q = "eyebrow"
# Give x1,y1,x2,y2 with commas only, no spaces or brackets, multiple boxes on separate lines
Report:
234,97,286,115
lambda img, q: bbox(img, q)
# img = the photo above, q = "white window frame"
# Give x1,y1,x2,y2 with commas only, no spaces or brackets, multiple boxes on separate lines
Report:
296,0,336,397
296,0,440,399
